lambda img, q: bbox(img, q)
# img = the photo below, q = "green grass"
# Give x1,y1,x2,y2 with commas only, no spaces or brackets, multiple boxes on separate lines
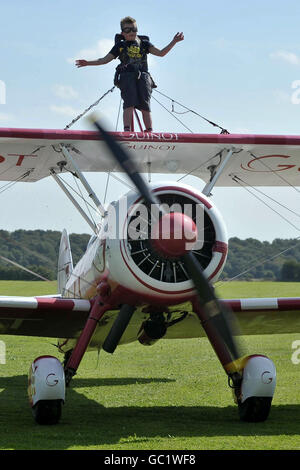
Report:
216,281,300,299
0,279,297,300
0,281,299,450
0,280,57,296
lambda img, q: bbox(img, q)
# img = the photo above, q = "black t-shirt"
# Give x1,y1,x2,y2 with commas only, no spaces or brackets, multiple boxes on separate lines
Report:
109,38,154,73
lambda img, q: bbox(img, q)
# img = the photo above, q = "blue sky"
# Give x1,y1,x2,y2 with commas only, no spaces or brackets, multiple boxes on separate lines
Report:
2,0,300,241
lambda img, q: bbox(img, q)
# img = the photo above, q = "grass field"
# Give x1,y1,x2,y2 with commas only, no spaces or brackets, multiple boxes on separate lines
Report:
0,281,299,450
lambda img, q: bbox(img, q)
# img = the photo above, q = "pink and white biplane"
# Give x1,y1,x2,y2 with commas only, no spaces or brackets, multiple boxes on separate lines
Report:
0,123,299,424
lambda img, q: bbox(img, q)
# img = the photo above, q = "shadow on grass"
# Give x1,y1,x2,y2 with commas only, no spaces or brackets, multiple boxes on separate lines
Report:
0,375,299,449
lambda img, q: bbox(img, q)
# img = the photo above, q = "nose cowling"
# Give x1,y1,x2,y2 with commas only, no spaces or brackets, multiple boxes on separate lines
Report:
151,212,198,258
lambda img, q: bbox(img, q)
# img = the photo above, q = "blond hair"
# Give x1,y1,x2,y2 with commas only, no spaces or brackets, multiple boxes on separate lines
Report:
120,16,137,30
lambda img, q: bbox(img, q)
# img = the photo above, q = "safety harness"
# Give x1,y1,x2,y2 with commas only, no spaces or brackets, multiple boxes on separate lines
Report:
113,34,157,88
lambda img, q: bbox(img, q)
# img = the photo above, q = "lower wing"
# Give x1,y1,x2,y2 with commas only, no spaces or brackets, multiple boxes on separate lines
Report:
224,297,300,335
0,296,91,339
0,296,299,342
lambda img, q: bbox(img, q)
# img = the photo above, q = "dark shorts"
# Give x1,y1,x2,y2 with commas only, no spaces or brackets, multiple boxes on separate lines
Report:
119,71,152,112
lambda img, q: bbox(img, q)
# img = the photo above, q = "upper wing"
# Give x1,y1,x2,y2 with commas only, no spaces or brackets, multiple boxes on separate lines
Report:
1,128,300,186
0,296,91,338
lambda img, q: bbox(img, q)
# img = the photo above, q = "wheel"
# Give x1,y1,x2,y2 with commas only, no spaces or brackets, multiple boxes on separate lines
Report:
32,400,62,425
238,397,272,422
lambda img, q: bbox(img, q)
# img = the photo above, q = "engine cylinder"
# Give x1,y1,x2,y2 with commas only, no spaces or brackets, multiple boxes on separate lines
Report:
125,182,228,283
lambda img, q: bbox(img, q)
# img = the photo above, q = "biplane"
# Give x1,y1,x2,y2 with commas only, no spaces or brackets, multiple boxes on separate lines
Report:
0,123,299,425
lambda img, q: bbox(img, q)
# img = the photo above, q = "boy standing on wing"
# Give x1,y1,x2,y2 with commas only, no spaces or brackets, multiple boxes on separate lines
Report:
76,16,184,131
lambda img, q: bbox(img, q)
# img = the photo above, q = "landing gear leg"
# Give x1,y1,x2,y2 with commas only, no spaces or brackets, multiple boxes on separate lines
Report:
193,301,276,422
64,296,109,386
193,299,244,381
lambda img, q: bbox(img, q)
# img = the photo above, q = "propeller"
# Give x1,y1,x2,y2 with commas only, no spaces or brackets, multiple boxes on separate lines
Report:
90,116,244,380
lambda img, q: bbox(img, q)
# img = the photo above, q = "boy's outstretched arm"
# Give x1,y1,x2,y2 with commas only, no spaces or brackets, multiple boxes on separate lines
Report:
76,53,115,67
149,32,184,57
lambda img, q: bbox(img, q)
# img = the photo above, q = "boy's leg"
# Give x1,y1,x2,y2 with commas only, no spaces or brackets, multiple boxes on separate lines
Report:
141,110,153,131
137,73,153,131
123,107,134,131
119,72,138,131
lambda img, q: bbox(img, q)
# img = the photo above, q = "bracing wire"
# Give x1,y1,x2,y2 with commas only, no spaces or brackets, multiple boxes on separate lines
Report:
151,94,194,133
103,96,124,203
215,236,300,287
115,96,122,131
248,152,300,194
103,96,122,205
0,170,33,195
176,151,223,182
109,172,135,190
154,89,230,134
56,173,100,214
103,172,111,205
0,164,18,179
71,172,97,227
0,255,51,282
232,175,300,220
232,175,300,233
216,174,300,284
64,86,116,130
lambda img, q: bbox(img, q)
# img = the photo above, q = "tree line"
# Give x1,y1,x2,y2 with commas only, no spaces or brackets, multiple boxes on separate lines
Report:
0,230,90,281
222,237,300,281
0,230,299,281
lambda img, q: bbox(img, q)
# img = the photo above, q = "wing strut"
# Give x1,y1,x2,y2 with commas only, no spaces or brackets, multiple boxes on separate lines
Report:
50,169,98,234
202,148,234,196
59,144,106,218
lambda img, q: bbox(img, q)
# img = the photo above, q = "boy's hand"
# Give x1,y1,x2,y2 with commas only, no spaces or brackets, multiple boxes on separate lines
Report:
76,60,88,68
173,32,184,43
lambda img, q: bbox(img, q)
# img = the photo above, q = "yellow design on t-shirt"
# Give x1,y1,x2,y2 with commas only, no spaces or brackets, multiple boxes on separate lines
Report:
127,45,142,59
